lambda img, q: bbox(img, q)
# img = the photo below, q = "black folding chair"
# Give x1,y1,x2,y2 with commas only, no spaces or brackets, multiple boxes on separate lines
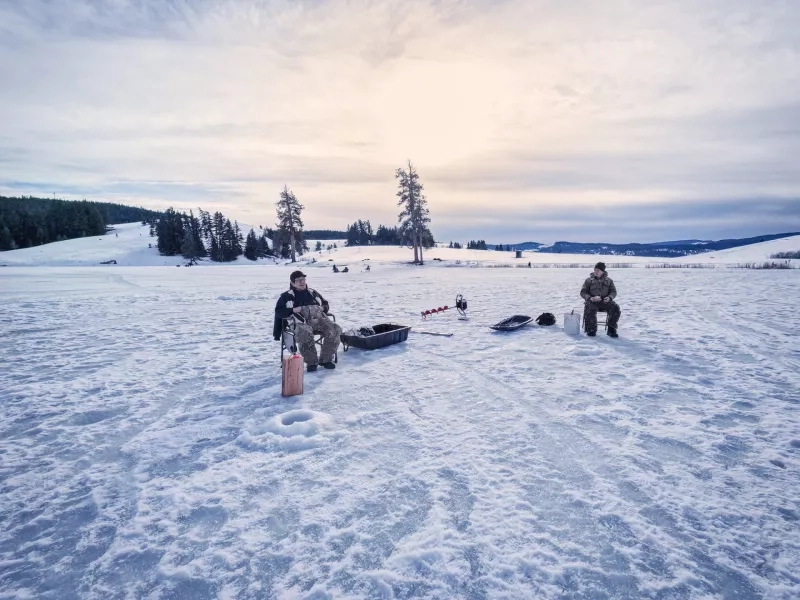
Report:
280,314,338,364
583,306,610,332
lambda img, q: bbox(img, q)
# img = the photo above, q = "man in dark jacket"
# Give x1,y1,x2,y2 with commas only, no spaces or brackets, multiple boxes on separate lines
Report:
580,262,621,338
274,271,342,371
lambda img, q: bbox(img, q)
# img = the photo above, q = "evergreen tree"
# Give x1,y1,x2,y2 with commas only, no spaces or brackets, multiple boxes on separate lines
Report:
180,210,206,260
156,208,184,256
276,185,304,262
315,240,322,251
234,221,244,254
216,219,243,262
232,221,244,258
0,224,13,250
396,161,432,264
180,229,200,260
256,231,272,257
244,228,258,261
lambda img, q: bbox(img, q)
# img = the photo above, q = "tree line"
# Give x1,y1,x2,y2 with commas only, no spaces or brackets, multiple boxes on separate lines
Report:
154,198,312,263
0,196,159,251
263,160,435,264
343,219,434,248
155,208,278,263
6,159,437,264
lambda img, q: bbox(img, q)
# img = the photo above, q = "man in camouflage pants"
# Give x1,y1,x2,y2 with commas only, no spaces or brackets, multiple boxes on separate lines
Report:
580,262,621,338
273,271,342,371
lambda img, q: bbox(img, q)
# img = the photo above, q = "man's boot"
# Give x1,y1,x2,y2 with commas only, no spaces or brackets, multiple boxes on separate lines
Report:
607,327,618,338
587,331,596,337
307,364,318,372
320,362,336,370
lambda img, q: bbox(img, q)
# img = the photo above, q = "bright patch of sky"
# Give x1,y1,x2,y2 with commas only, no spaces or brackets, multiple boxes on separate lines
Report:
1,0,799,242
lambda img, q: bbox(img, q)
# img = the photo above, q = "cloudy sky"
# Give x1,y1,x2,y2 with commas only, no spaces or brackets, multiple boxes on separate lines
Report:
1,0,799,243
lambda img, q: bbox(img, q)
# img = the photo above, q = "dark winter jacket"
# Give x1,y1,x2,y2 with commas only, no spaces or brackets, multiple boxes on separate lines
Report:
580,272,617,302
273,286,330,340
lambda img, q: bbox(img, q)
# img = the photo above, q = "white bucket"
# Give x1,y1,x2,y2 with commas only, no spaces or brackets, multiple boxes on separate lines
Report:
563,310,581,335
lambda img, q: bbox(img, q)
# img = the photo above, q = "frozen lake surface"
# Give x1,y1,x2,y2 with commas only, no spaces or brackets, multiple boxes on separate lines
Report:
1,265,799,599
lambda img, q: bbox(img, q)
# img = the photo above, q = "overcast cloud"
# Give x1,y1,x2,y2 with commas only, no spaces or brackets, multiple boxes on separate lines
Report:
1,0,799,242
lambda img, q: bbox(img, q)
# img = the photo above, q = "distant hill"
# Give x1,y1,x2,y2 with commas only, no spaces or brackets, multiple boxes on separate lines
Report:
492,232,800,257
1,195,161,251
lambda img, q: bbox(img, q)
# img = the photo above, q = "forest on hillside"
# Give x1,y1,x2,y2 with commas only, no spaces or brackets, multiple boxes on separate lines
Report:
0,196,160,251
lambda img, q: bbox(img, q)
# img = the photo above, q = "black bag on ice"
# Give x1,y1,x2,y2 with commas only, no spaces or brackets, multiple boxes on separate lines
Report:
535,312,556,326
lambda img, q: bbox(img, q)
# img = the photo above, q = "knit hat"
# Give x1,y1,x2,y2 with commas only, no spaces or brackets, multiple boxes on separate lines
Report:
594,262,606,272
290,270,306,282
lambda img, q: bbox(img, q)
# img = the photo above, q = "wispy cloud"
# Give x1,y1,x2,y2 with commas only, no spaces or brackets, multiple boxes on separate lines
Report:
1,0,798,241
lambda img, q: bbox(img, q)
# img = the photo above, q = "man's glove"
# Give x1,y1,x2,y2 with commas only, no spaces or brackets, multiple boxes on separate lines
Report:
322,301,330,313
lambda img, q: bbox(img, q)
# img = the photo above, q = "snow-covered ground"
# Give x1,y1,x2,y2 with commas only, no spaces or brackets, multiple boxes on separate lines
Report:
673,235,800,265
2,223,797,268
0,223,272,268
2,263,799,599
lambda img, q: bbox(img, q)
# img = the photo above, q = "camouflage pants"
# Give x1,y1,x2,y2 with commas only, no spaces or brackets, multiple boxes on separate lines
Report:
294,306,342,365
583,300,621,333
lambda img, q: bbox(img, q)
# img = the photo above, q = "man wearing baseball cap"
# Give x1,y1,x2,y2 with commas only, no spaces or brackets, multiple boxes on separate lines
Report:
273,271,342,371
580,262,621,338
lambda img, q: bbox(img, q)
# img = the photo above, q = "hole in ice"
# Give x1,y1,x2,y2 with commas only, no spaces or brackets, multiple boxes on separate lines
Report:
282,410,314,426
778,508,798,521
68,409,120,426
769,459,786,469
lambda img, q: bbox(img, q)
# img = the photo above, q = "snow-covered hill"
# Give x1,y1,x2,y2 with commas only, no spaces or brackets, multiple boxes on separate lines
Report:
674,234,800,264
2,223,798,268
0,222,278,267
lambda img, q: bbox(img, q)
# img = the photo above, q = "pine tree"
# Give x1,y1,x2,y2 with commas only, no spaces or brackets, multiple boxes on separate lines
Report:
180,210,206,260
232,221,244,258
234,221,244,253
315,240,322,251
396,160,432,264
0,224,13,250
156,208,185,256
217,219,242,262
244,228,258,261
276,185,304,262
256,232,272,257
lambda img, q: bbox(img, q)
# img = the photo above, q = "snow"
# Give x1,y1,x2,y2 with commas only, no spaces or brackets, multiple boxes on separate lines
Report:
674,235,800,264
3,223,798,269
2,262,799,599
0,223,277,268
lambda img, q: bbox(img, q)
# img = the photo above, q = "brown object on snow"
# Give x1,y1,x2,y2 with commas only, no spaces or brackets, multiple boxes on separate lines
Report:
281,354,304,397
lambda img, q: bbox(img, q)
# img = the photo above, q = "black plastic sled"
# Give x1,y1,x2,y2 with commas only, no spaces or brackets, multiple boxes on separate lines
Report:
342,323,411,351
490,315,533,331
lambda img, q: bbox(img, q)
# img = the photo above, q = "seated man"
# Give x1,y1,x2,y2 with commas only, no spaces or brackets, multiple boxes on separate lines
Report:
580,262,621,338
274,270,342,371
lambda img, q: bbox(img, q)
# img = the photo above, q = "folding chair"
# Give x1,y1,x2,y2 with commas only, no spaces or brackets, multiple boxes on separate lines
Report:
280,314,338,364
582,306,610,332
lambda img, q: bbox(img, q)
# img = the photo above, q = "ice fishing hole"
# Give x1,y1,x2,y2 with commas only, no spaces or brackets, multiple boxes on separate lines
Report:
282,411,314,426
